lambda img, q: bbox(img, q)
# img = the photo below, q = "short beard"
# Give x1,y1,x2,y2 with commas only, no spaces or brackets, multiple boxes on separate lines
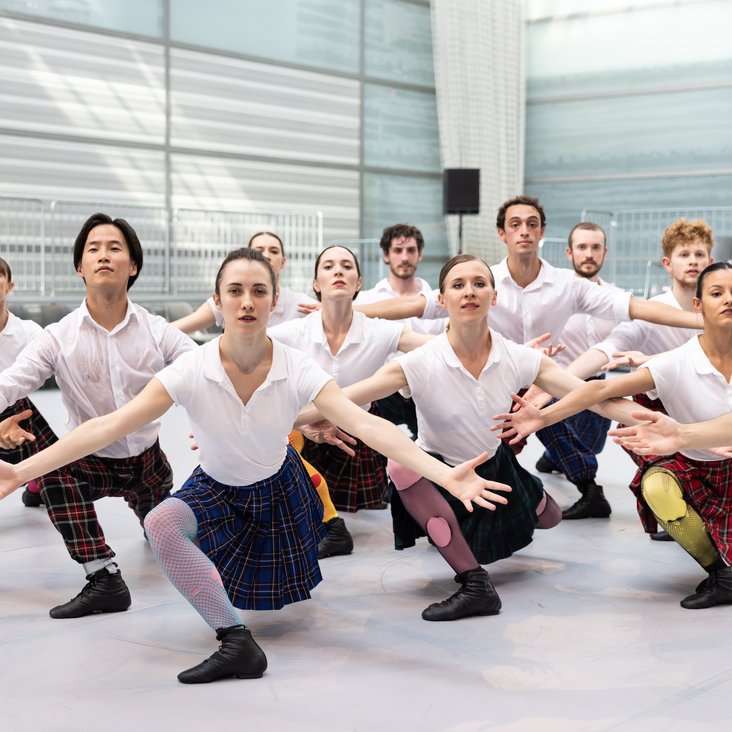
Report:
573,263,600,279
390,266,415,281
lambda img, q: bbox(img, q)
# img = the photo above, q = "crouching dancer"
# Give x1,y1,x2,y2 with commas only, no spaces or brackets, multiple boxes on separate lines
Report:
0,248,509,683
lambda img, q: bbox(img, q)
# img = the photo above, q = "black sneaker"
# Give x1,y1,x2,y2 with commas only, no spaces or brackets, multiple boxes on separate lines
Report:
49,566,131,619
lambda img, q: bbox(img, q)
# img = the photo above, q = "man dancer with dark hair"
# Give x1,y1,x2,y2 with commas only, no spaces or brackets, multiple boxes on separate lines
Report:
0,213,195,618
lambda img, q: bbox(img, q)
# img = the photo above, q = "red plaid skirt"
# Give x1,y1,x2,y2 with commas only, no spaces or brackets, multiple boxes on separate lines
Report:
301,404,388,512
628,451,732,563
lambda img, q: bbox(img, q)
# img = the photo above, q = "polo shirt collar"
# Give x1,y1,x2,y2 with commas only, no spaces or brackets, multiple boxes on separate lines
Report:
203,335,288,387
494,257,554,289
310,310,364,347
688,335,716,376
79,297,138,333
438,329,503,373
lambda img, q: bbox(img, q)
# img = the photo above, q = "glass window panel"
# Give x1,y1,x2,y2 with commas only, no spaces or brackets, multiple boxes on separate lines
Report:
526,86,732,180
363,83,440,173
365,0,434,87
0,0,163,36
362,172,447,287
171,0,360,74
527,1,732,83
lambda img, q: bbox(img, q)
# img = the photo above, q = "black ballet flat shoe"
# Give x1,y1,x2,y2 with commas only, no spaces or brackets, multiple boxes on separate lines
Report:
318,517,354,559
561,483,611,520
680,566,732,610
649,529,673,542
49,566,131,619
535,455,560,474
177,626,268,684
421,567,501,622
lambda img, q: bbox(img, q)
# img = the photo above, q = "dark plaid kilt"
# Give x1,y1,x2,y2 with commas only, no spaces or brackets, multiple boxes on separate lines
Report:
173,446,327,611
0,397,58,463
391,442,544,565
301,402,388,512
628,452,732,563
38,440,173,563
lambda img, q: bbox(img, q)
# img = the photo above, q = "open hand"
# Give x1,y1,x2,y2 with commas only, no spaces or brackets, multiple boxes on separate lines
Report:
301,419,358,457
602,350,649,371
608,410,679,455
444,452,512,512
297,302,320,315
0,410,36,449
491,393,546,443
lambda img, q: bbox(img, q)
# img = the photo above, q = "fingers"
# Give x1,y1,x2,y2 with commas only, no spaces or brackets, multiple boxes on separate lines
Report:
15,409,33,424
607,425,638,438
465,451,490,471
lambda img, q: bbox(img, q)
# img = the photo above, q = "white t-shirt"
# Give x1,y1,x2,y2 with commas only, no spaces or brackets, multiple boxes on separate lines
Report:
593,289,700,360
156,337,332,485
395,330,542,466
555,278,624,368
268,310,404,409
422,258,631,344
356,276,447,335
642,335,732,462
0,300,196,458
0,311,42,372
208,286,316,329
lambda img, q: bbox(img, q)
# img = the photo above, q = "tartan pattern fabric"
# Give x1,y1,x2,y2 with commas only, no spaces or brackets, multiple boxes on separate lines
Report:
391,442,544,565
301,403,388,512
536,411,610,484
536,375,610,484
173,446,326,611
628,452,732,563
38,440,173,563
0,398,58,463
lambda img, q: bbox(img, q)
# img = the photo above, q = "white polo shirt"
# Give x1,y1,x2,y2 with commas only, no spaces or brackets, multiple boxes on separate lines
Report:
156,337,332,485
0,300,196,458
268,310,404,408
0,311,42,372
593,289,700,360
395,330,541,466
207,286,316,329
555,278,624,368
422,258,631,344
642,335,732,462
356,276,448,335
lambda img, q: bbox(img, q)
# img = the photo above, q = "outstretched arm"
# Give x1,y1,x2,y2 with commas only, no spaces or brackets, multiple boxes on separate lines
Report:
492,356,656,441
629,298,701,329
355,294,426,320
0,380,174,499
609,410,732,454
312,381,511,512
172,300,216,334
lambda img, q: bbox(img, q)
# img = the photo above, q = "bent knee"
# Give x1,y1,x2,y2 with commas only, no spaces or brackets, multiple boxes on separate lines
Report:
641,468,687,521
426,516,451,547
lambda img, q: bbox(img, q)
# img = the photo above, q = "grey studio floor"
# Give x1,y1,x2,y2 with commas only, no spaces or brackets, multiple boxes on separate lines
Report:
1,389,731,732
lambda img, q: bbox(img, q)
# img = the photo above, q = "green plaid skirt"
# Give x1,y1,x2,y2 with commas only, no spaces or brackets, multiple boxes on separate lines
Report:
391,442,544,565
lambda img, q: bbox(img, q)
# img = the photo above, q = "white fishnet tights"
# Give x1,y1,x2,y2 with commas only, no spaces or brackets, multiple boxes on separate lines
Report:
144,498,241,631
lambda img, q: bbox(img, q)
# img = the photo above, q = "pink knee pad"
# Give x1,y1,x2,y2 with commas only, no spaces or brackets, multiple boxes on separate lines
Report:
387,459,422,491
426,516,451,547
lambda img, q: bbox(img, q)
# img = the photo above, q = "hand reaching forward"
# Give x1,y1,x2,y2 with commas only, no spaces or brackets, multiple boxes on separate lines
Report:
526,332,566,359
607,410,679,455
442,452,512,513
0,410,36,449
602,350,649,372
0,460,22,500
300,419,358,457
491,393,546,444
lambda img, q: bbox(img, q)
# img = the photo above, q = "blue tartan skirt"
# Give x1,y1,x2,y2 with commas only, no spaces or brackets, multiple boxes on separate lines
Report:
173,446,327,611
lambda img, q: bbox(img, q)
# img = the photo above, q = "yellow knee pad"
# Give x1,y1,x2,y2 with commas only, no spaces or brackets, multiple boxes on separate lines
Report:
641,467,687,522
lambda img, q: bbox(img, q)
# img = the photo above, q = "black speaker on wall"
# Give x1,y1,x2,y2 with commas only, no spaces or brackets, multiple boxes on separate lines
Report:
443,168,480,215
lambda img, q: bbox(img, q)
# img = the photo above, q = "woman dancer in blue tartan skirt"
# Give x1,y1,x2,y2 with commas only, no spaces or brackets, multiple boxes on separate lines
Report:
0,248,511,684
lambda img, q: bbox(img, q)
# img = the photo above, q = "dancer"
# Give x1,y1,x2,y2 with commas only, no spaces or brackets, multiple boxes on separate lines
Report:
496,262,732,609
173,231,315,333
0,257,58,507
0,214,196,618
298,254,647,620
0,248,510,682
269,245,431,515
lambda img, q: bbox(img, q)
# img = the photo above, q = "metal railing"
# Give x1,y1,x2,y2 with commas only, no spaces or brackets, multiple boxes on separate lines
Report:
0,196,323,301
